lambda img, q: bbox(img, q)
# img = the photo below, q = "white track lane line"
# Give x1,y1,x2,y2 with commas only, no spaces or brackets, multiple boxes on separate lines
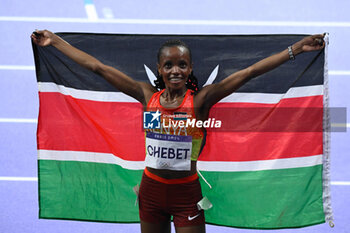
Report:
0,177,38,181
329,70,350,76
0,65,35,70
1,16,350,27
0,176,349,185
331,181,350,186
1,65,350,76
0,118,37,123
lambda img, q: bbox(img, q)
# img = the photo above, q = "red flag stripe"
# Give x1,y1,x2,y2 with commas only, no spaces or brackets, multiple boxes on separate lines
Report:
37,92,323,162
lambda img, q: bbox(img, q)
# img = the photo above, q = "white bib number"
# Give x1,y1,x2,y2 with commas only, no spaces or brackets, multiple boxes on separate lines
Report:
145,132,192,171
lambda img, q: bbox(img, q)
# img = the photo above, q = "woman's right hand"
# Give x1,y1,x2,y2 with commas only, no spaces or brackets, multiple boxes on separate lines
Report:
30,29,156,106
31,30,56,47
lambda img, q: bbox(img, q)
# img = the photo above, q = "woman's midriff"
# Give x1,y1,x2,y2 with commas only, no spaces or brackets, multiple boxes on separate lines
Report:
146,161,197,179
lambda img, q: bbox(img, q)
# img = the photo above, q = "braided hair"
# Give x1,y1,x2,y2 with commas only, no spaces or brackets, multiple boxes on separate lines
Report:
154,40,199,93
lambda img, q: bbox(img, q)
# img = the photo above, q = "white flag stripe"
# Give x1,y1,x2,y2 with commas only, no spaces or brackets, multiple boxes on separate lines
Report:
281,85,323,99
38,82,323,104
198,155,323,171
38,150,145,170
220,85,323,103
38,82,138,102
38,150,322,172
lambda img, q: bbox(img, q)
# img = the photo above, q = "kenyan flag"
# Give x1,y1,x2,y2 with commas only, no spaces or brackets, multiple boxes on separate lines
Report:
33,33,332,228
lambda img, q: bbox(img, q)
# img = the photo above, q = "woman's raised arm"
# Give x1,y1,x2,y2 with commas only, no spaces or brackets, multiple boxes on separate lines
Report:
196,34,325,111
31,30,156,106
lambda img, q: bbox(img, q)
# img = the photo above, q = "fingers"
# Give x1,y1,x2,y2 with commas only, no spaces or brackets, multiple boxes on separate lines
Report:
31,30,41,41
311,34,325,38
300,33,326,52
30,33,38,42
31,29,51,44
320,41,326,49
314,38,324,46
309,34,325,47
31,31,41,44
31,29,50,38
33,31,40,37
31,29,50,47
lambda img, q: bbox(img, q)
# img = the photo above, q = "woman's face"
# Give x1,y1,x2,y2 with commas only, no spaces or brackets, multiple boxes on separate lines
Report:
157,46,192,90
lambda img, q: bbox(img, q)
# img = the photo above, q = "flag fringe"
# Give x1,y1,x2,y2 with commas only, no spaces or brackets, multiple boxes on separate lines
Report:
322,33,334,226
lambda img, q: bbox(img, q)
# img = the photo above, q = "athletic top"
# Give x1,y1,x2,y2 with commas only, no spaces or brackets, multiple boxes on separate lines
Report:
144,89,205,170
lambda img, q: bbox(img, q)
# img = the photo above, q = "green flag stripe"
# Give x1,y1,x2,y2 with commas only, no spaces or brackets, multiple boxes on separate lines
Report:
39,160,142,222
201,166,324,228
38,160,324,228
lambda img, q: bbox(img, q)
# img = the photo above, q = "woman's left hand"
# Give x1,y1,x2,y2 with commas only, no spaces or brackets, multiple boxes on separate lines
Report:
292,34,326,55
